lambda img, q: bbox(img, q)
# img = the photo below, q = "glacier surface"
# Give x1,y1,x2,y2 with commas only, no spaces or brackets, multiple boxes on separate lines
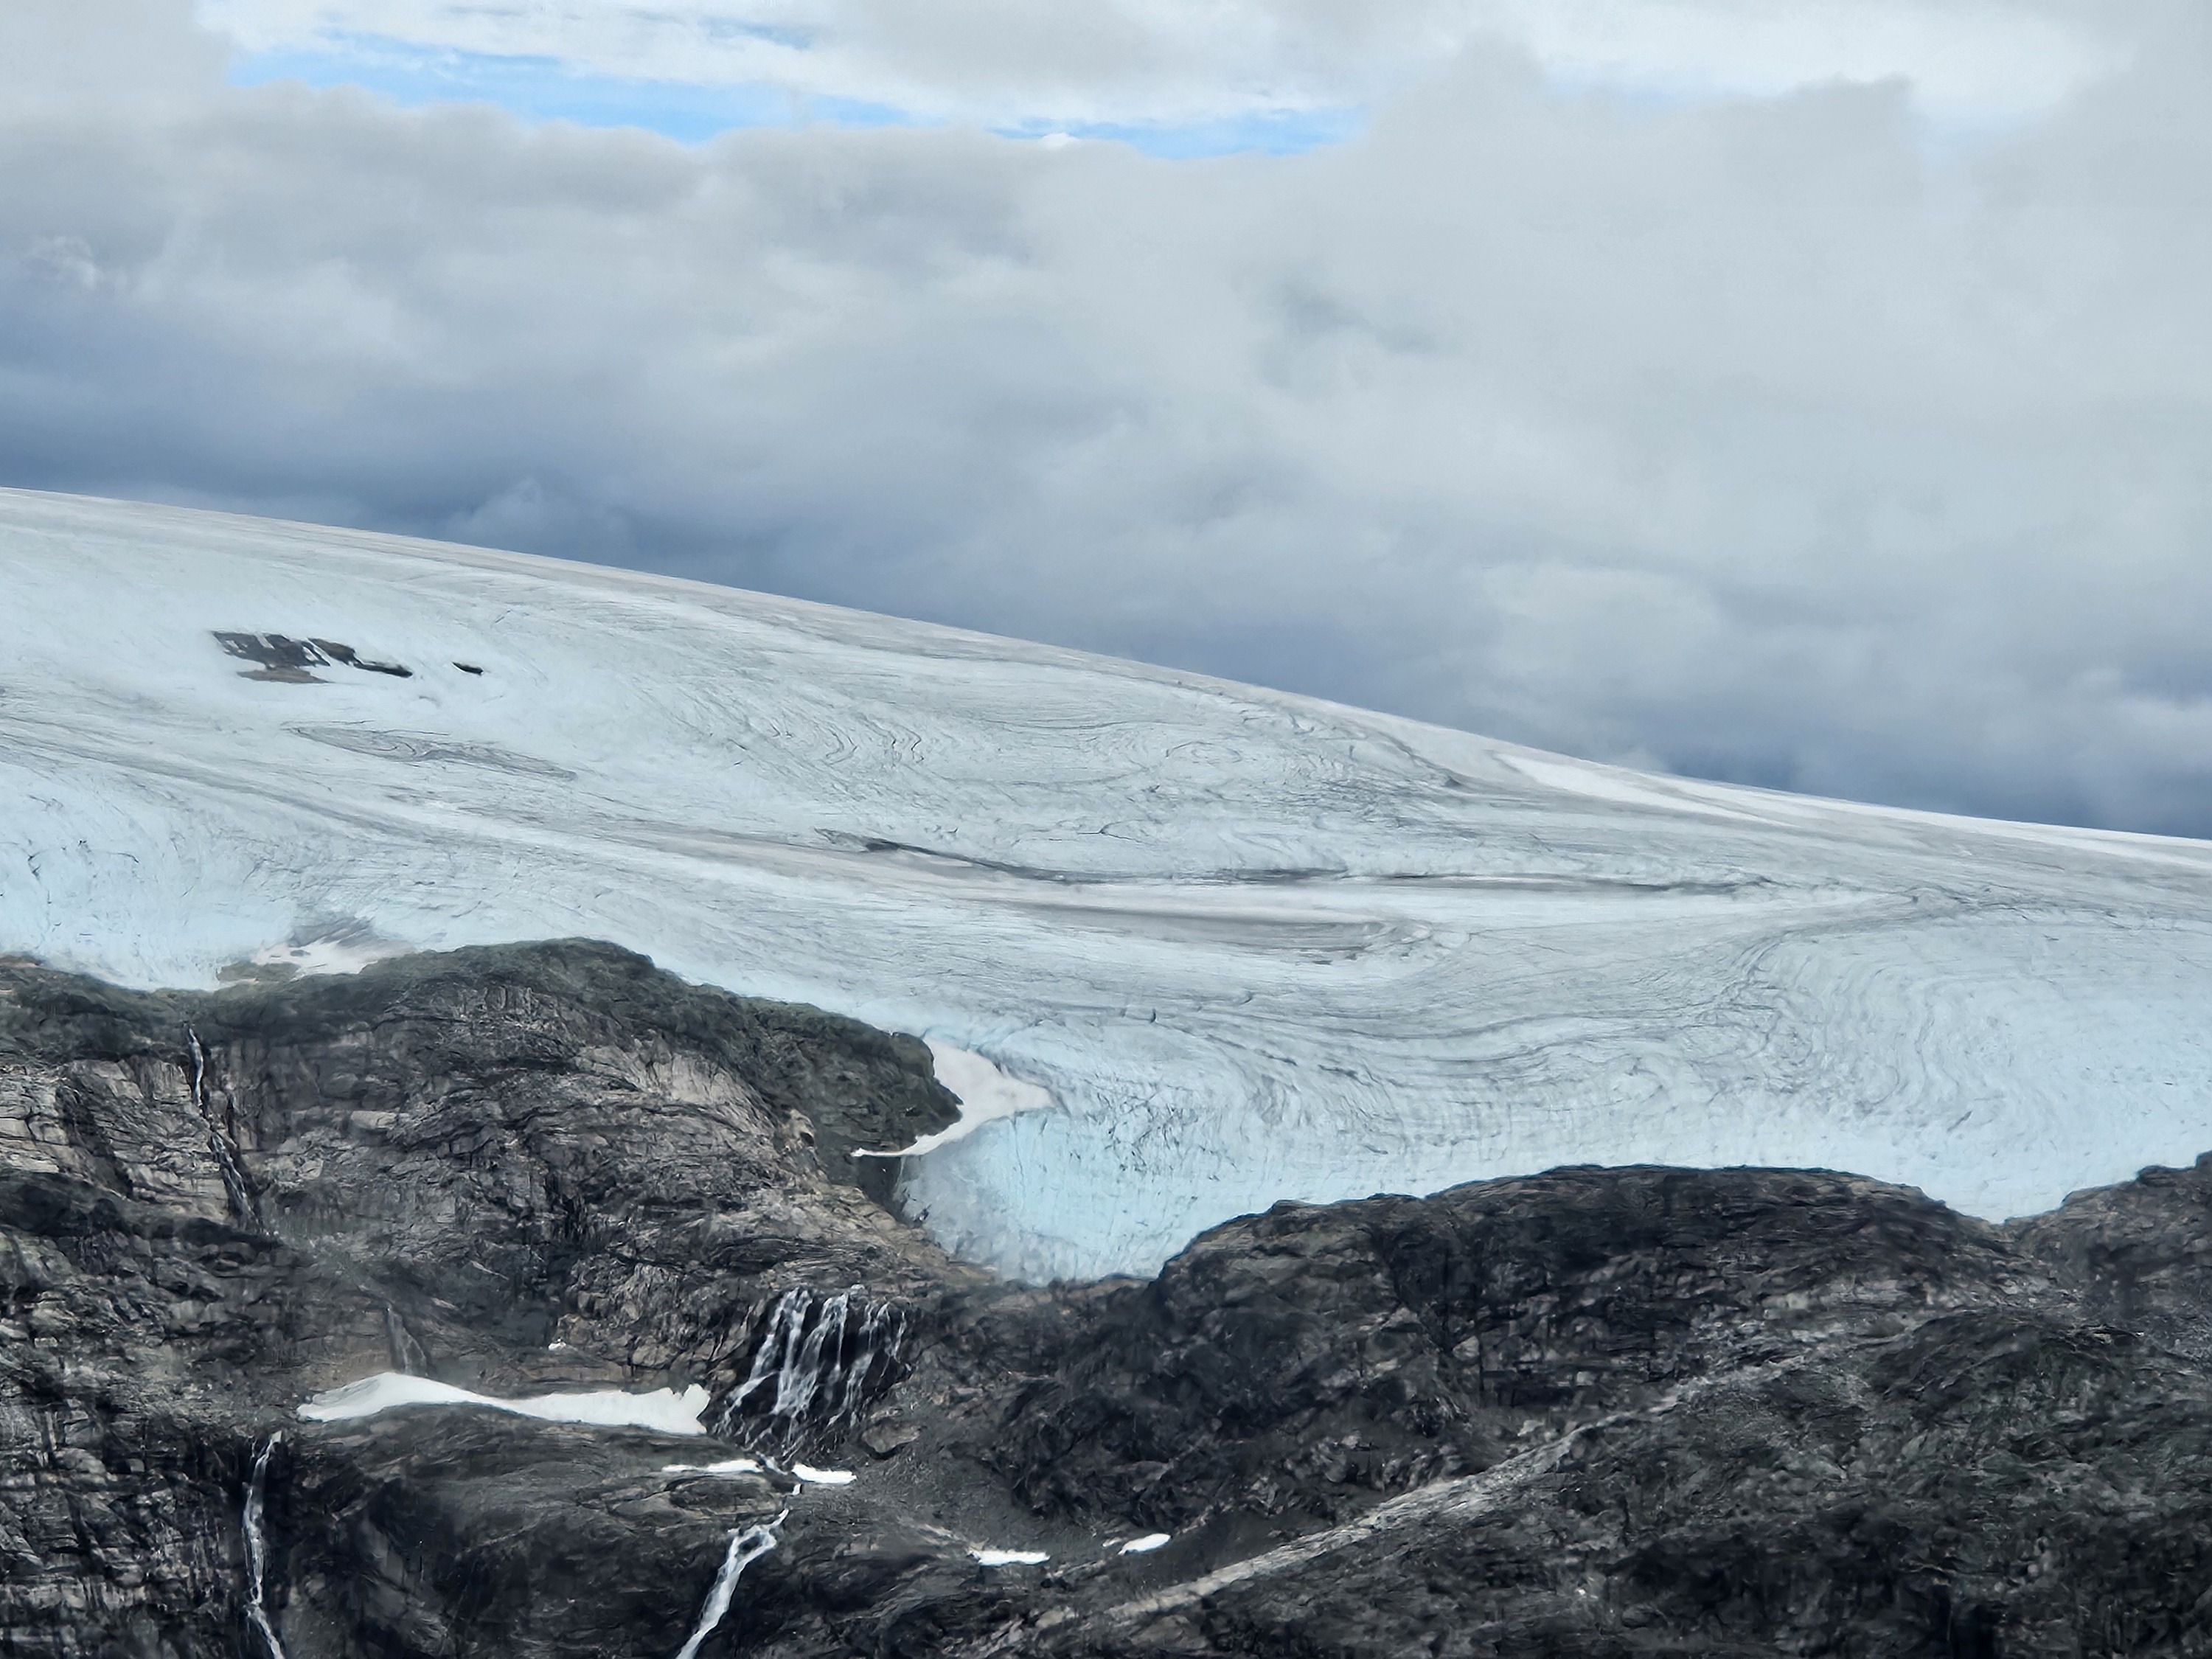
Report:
4,487,2212,1280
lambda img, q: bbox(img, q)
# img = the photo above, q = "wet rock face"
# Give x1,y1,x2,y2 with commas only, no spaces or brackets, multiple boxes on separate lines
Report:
0,942,964,1658
5,943,2212,1657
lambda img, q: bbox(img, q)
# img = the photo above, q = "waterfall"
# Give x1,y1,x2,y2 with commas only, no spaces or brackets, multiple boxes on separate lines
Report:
243,1435,292,1659
712,1288,904,1447
383,1303,429,1374
724,1289,810,1418
830,1299,901,1424
670,1518,782,1659
184,1026,260,1229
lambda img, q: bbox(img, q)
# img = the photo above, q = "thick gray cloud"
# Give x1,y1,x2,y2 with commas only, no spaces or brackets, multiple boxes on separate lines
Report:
6,1,2212,833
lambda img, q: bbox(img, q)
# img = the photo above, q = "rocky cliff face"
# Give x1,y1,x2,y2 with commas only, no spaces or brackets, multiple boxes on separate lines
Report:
4,942,2211,1657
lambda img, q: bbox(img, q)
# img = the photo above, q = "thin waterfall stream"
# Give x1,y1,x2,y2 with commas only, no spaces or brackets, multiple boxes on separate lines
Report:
671,1515,784,1659
243,1434,291,1659
184,1025,260,1228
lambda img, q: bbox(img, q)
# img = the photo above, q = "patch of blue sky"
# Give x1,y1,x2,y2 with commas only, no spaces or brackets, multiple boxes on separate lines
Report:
226,37,912,144
226,35,1364,156
1000,107,1366,159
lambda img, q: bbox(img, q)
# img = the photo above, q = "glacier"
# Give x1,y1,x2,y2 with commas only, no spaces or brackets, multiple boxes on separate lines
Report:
4,486,2212,1281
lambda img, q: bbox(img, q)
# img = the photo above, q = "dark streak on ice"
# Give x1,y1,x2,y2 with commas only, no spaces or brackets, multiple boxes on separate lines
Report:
286,725,575,781
827,832,1358,888
824,832,1758,901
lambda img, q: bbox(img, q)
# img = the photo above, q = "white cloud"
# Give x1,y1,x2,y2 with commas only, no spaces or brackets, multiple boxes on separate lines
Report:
1488,0,2121,122
7,0,2212,833
195,0,2128,129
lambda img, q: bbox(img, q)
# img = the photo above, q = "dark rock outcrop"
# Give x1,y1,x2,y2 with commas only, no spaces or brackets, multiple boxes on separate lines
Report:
0,942,964,1657
2013,1150,2212,1363
4,942,2212,1657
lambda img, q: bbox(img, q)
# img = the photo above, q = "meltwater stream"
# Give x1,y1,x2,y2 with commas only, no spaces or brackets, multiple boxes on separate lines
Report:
186,1026,261,1231
672,1519,784,1659
243,1436,290,1659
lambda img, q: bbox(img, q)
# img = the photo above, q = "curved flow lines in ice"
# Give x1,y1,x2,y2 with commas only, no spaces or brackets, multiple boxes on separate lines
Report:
286,723,577,780
7,490,2212,1278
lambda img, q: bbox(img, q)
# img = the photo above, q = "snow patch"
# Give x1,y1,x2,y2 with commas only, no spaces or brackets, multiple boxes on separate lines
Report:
661,1458,764,1476
970,1547,1051,1566
243,936,405,978
1119,1532,1172,1554
858,1040,1057,1159
791,1464,855,1486
299,1372,709,1435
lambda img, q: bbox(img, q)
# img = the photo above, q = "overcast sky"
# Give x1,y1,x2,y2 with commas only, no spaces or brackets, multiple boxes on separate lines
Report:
6,1,2211,835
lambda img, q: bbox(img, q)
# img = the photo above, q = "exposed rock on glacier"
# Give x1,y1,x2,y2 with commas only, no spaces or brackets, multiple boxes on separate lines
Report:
5,942,2212,1656
7,488,2212,1277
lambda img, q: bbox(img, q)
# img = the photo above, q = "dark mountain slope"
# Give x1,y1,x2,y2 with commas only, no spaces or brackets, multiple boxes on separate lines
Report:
2,942,2208,1657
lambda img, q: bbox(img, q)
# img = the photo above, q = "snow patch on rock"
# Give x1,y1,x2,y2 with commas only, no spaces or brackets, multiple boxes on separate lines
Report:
859,1040,1057,1158
299,1372,709,1436
661,1458,765,1476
